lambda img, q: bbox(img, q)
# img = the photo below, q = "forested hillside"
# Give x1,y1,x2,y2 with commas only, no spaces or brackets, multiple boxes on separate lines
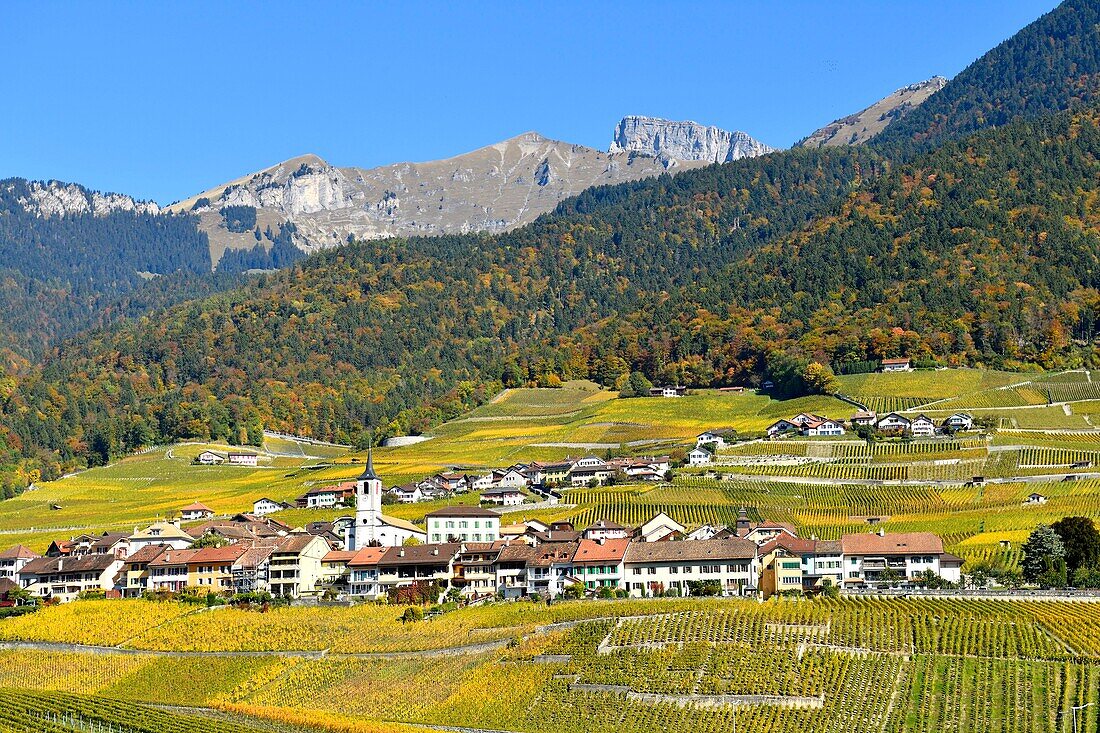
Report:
873,0,1100,152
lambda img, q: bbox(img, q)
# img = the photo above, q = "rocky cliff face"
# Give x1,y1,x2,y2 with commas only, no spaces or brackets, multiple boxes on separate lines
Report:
609,116,774,165
169,133,706,263
10,180,161,218
797,76,948,148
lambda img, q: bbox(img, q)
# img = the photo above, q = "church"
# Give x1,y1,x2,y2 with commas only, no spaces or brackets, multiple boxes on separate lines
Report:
349,445,426,550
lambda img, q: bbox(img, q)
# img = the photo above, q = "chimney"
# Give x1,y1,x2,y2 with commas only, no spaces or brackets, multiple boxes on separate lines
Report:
877,528,885,537
398,549,405,557
58,559,63,571
432,548,439,556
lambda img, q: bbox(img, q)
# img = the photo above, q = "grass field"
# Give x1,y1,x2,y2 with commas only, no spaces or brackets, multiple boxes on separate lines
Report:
0,597,1097,733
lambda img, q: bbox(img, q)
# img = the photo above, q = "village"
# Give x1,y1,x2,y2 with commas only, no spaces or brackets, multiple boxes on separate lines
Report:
0,442,966,606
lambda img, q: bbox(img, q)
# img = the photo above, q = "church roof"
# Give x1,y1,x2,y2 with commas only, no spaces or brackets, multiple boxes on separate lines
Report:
357,443,379,482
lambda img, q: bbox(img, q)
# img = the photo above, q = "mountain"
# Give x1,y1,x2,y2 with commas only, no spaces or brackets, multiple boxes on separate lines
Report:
873,0,1100,152
797,77,947,148
608,116,775,165
167,133,701,264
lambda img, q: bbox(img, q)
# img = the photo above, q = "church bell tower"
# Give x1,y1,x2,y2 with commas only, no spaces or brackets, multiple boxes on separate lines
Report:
353,442,383,549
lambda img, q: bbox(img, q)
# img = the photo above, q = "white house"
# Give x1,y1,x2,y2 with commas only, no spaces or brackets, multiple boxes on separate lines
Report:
687,445,714,466
623,539,758,597
179,502,214,522
637,512,686,543
481,487,526,506
766,419,800,437
649,386,685,398
425,506,500,544
18,554,125,602
469,474,495,491
195,450,226,465
840,531,962,586
128,521,195,552
1024,492,1048,506
877,413,911,432
228,452,259,467
910,414,936,438
850,410,877,427
880,358,912,372
803,418,845,437
944,413,974,431
252,497,287,517
390,483,425,504
696,430,737,450
0,545,39,581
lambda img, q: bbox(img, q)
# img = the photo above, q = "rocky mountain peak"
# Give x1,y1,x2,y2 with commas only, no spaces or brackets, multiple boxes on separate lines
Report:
7,179,161,219
609,116,775,165
797,76,948,148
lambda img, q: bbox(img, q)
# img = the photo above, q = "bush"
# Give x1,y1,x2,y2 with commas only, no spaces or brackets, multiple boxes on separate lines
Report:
401,606,424,623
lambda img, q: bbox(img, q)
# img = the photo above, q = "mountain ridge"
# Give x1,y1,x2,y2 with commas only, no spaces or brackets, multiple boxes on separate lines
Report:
797,76,947,148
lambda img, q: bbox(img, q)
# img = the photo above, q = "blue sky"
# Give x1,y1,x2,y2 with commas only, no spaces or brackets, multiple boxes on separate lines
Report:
1,1,1060,204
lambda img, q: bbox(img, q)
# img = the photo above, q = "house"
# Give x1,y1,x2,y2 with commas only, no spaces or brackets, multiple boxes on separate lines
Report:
121,544,168,596
696,429,737,450
910,414,936,438
583,519,629,541
840,531,963,586
425,506,500,544
88,533,130,559
572,538,629,591
1024,492,1048,506
268,533,332,598
876,413,911,433
128,521,195,553
802,417,845,437
19,554,125,602
494,543,536,598
453,541,505,598
685,525,724,542
636,512,686,543
766,419,800,438
719,386,745,393
731,507,797,544
390,483,425,504
147,548,198,592
187,544,248,592
568,457,613,487
179,502,215,522
0,545,39,581
468,473,496,491
233,544,277,594
523,541,581,598
435,472,469,493
252,497,288,517
648,386,686,398
492,467,529,489
687,445,714,466
296,481,356,509
623,539,758,598
850,410,877,427
227,452,259,467
195,450,226,465
377,543,463,597
758,535,843,597
526,461,572,488
944,413,974,431
759,544,804,599
608,456,671,481
346,546,387,599
481,487,526,506
320,550,357,595
881,358,912,372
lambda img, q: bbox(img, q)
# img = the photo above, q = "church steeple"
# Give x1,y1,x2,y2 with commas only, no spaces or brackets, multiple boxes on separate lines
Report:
358,441,379,481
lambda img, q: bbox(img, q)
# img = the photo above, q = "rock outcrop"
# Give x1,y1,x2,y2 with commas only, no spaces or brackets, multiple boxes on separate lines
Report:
797,76,948,148
11,180,161,218
609,116,774,165
169,133,708,264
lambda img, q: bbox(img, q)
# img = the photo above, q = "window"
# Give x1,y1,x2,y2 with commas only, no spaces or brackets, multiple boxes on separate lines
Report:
683,566,693,574
851,558,858,565
446,521,455,529
474,521,480,529
669,566,678,574
849,571,859,578
647,567,657,575
459,521,468,529
632,568,641,575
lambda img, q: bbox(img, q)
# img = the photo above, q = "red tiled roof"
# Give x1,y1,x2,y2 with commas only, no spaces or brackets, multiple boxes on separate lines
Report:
348,547,387,567
0,544,39,560
188,545,248,564
180,502,213,512
840,532,944,555
573,538,629,564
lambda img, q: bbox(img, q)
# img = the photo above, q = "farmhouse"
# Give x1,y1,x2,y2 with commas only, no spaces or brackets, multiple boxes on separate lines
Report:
481,487,526,506
1024,492,1048,505
696,429,737,449
179,502,215,522
390,483,425,504
850,410,877,427
944,412,974,430
623,538,758,598
425,506,500,544
876,413,912,432
227,452,259,467
766,419,799,437
195,450,226,465
583,519,629,541
802,417,845,437
687,445,714,466
881,357,912,372
648,386,686,397
910,414,936,438
296,481,355,509
636,512,686,543
252,497,288,516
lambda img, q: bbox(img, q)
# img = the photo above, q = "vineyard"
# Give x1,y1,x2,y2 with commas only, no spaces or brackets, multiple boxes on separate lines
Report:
0,598,1098,732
